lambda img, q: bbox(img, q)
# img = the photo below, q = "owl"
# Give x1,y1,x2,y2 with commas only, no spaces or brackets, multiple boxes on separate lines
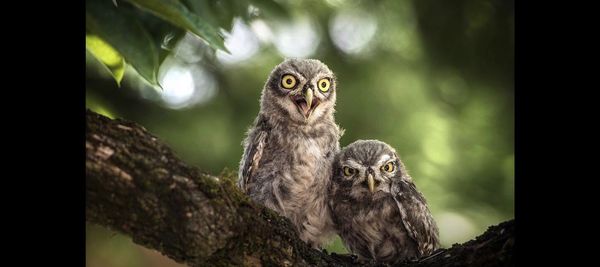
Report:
238,58,342,248
329,140,439,263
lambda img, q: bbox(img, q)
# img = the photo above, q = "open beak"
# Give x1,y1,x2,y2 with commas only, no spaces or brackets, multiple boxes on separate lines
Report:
367,173,375,193
291,88,318,119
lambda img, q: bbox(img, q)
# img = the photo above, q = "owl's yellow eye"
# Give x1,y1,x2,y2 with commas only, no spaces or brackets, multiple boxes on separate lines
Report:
281,75,297,89
318,78,330,92
382,162,395,173
343,166,356,176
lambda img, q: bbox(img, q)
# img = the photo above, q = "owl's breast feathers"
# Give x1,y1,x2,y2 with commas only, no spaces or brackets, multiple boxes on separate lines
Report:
240,114,340,187
265,116,340,194
238,114,340,247
330,193,415,261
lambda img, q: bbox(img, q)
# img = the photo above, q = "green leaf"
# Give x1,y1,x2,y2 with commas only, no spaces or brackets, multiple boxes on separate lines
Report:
182,0,238,31
86,0,159,85
86,35,126,86
132,9,187,65
124,0,228,53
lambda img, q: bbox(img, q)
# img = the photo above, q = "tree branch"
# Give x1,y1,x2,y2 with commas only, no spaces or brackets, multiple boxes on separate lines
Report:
85,109,514,267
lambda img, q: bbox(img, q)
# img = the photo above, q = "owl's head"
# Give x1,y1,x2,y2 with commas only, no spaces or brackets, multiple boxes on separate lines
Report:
260,58,337,124
333,140,409,198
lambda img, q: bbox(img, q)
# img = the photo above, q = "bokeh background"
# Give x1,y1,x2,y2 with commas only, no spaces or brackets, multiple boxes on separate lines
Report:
86,0,513,266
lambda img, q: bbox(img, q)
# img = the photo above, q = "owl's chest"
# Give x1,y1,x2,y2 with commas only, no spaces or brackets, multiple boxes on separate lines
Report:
342,195,398,220
293,138,328,164
265,133,334,191
268,133,332,168
337,196,403,236
293,139,329,181
336,197,410,259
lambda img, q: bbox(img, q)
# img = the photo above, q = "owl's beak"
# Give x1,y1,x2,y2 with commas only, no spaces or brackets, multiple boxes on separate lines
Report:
291,88,318,119
367,173,375,193
304,89,313,111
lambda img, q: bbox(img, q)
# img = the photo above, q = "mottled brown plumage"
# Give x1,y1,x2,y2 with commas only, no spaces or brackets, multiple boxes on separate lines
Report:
329,140,439,263
238,58,342,248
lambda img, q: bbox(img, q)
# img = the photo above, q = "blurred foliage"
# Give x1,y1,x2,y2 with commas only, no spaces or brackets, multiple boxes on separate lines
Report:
85,0,287,86
86,0,513,264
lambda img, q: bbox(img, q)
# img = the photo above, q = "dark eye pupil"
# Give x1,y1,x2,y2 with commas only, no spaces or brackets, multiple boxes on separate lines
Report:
286,79,292,84
321,82,326,88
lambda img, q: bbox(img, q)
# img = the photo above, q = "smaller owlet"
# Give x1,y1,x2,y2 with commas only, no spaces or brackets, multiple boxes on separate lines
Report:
329,140,439,263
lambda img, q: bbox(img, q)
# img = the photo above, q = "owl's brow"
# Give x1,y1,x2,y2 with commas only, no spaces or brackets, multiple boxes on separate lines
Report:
288,63,305,79
343,159,363,170
375,154,394,166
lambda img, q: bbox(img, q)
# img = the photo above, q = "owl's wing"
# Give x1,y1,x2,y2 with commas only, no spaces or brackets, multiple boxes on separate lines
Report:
391,179,440,257
238,129,268,193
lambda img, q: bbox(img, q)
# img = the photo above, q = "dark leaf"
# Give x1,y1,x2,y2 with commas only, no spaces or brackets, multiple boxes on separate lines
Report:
86,0,159,84
124,0,228,52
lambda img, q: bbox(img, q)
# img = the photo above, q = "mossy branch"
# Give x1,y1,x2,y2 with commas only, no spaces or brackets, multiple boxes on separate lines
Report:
85,109,514,267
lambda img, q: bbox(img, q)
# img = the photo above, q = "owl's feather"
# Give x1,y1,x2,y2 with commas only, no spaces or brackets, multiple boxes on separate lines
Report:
238,118,268,193
391,179,440,257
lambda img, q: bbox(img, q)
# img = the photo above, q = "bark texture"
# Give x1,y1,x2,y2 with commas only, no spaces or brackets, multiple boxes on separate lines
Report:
85,109,514,267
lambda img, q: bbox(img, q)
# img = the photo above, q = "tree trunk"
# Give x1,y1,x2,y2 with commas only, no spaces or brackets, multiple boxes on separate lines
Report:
85,109,514,267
